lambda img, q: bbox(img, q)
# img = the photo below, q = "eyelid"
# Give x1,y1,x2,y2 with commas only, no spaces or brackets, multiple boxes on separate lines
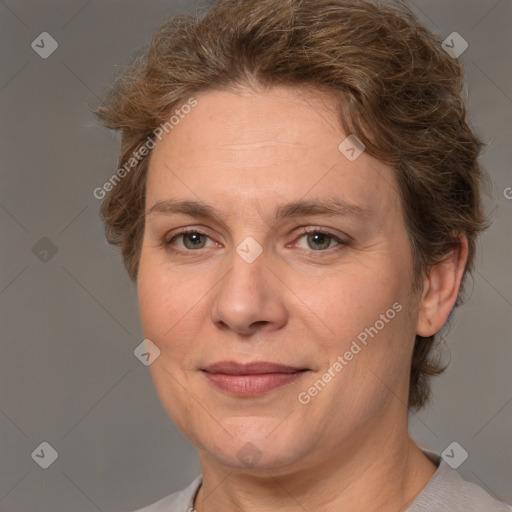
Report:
290,226,350,249
164,227,220,250
163,226,350,253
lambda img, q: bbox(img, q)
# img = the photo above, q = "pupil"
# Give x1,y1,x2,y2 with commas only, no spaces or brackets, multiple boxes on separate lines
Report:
309,233,330,250
184,233,205,249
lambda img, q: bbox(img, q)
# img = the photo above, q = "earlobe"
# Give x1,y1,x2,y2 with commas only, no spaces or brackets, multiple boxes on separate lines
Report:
416,236,469,337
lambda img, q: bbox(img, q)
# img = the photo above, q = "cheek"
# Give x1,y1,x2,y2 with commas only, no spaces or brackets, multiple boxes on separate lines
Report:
300,263,404,341
138,270,170,340
137,254,220,379
297,259,414,401
137,256,193,350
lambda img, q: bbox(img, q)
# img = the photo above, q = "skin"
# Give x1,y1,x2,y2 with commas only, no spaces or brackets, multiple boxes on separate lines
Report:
137,85,468,512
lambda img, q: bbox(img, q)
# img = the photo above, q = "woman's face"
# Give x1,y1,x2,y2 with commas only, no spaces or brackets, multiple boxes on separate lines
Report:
137,86,420,473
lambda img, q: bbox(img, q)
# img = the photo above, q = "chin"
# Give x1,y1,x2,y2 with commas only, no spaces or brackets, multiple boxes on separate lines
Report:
197,423,312,472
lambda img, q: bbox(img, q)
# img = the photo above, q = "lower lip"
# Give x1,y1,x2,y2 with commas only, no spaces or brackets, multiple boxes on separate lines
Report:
203,371,307,396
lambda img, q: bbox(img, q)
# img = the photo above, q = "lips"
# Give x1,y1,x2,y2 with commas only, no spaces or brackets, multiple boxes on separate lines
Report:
201,361,309,396
203,361,306,375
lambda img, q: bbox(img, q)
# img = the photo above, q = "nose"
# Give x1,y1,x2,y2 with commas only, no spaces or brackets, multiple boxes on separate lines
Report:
210,246,288,336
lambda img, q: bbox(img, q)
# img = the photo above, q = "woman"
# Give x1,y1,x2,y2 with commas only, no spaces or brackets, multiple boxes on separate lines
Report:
94,0,511,510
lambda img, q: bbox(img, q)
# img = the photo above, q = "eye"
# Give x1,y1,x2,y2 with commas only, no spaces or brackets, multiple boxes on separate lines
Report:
294,228,347,251
164,229,216,251
163,227,348,254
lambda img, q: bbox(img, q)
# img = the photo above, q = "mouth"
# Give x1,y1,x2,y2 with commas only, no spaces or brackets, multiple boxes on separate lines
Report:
201,361,310,396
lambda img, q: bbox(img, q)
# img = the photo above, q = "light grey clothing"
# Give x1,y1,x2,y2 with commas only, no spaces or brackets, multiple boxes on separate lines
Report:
131,451,512,511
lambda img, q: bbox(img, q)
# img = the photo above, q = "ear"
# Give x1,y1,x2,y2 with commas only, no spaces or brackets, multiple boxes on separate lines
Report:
416,235,469,337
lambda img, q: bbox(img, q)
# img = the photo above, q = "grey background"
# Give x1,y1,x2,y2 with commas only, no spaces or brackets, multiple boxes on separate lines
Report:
0,0,510,510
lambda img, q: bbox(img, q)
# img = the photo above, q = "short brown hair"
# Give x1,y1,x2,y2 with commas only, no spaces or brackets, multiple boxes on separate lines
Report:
93,0,490,411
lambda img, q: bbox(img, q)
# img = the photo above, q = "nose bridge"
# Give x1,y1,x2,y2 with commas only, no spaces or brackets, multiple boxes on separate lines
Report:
211,240,287,334
219,242,268,312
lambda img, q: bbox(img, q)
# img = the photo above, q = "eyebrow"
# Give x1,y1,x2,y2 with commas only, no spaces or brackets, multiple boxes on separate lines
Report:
147,198,371,224
274,198,371,223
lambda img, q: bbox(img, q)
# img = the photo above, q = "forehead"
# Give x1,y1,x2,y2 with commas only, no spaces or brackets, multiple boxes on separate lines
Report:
146,86,400,217
153,86,342,163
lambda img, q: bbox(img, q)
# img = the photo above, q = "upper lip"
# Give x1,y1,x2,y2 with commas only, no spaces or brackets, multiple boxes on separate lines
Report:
202,361,307,375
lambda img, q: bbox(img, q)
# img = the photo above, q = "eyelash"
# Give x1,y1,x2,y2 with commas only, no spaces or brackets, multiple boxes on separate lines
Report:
292,227,349,251
163,227,349,254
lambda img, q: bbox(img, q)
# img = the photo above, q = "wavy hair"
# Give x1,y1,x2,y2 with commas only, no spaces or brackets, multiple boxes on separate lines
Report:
93,0,490,410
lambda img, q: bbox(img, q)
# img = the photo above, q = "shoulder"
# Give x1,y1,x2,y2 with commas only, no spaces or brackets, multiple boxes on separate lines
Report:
408,452,512,512
128,475,202,512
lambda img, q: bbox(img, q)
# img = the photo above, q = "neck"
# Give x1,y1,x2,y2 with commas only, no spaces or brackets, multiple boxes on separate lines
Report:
193,417,437,512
